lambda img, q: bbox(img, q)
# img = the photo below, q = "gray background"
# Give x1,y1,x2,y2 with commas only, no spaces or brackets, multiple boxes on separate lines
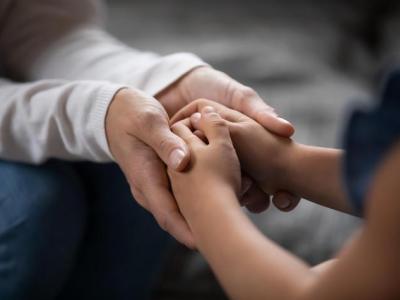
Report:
105,1,399,298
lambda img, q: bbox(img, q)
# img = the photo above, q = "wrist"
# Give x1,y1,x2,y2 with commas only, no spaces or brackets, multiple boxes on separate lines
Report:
273,142,305,191
183,183,240,229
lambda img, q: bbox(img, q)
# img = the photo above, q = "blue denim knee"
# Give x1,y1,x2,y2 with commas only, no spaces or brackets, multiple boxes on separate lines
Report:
0,160,86,300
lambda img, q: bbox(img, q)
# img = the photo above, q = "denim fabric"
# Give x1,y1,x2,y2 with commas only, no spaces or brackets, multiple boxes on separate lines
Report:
0,160,170,300
344,69,400,215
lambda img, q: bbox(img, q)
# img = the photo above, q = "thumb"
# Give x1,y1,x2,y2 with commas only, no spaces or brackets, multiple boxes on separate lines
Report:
141,122,190,171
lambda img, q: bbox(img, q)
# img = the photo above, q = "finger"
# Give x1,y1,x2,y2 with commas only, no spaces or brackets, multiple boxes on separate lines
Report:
148,184,195,249
238,93,295,137
241,184,271,213
255,109,295,138
197,106,231,145
121,140,195,248
171,99,245,125
171,119,205,147
272,191,301,212
191,111,236,135
193,129,207,143
240,174,253,197
140,120,191,171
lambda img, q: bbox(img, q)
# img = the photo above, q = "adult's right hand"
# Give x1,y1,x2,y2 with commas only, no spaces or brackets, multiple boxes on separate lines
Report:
105,88,195,247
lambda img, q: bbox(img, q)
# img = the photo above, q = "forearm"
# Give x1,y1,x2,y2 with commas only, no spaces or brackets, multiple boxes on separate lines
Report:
187,189,314,300
187,187,398,300
276,143,353,214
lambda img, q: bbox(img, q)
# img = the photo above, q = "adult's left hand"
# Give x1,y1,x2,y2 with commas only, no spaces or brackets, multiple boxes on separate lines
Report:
157,66,300,213
158,66,294,136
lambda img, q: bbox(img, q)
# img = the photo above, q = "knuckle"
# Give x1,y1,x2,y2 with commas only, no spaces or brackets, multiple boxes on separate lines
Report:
136,106,166,133
140,108,162,125
241,86,257,98
216,138,234,151
208,117,227,128
158,135,179,154
231,86,257,108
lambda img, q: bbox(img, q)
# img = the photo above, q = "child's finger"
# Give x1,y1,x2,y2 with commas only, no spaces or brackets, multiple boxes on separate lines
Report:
197,106,231,145
171,119,205,147
191,111,235,133
241,184,271,213
240,174,253,197
193,129,207,143
171,99,246,125
272,191,301,212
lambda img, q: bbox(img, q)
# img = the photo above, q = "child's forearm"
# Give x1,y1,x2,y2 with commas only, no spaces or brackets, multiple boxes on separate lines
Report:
187,181,400,300
187,189,315,300
274,144,354,214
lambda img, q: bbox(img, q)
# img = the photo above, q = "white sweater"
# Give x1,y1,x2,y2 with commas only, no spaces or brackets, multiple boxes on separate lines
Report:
0,0,204,163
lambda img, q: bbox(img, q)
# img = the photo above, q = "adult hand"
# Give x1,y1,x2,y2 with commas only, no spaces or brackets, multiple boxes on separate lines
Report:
105,88,194,247
158,66,299,212
158,66,294,136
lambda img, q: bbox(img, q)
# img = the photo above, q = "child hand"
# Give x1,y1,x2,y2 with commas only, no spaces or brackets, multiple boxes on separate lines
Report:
167,106,241,221
171,99,300,211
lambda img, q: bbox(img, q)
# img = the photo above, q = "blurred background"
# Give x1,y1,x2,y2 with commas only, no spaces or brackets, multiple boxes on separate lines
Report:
104,0,399,299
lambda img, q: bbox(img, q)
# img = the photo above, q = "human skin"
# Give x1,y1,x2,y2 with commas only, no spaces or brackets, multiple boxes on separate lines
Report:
168,105,400,300
171,99,347,213
105,66,297,248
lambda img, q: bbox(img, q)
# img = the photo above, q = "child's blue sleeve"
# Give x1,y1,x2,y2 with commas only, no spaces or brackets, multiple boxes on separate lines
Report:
343,69,400,215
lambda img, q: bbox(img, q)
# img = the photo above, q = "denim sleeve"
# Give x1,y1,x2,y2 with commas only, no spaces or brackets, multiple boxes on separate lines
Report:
343,69,400,215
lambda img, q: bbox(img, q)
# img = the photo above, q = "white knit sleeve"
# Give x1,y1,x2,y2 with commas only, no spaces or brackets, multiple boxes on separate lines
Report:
1,0,206,96
0,79,125,163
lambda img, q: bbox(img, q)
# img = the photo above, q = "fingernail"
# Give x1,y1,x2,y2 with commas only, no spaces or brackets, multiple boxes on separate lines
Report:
276,197,291,209
191,112,201,124
169,149,186,170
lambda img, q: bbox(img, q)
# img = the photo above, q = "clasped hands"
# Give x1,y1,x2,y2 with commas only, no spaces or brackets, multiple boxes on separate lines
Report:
168,99,299,233
106,66,298,248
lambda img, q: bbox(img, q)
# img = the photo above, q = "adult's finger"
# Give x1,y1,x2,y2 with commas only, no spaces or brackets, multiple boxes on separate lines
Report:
135,112,191,171
222,83,295,137
272,191,301,212
120,140,195,248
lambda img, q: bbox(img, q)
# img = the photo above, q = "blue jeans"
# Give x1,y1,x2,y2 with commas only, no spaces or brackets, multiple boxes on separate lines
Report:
0,160,171,300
